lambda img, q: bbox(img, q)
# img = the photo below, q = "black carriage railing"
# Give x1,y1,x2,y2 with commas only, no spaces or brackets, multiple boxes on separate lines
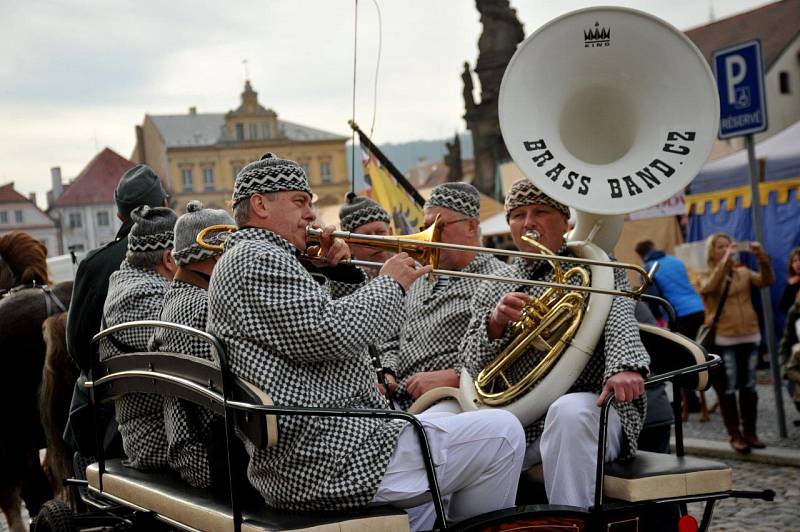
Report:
88,320,448,531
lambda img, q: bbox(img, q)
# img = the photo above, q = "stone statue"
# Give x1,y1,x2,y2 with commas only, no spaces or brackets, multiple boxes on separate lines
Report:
444,134,463,182
463,0,524,198
475,0,525,103
462,62,476,110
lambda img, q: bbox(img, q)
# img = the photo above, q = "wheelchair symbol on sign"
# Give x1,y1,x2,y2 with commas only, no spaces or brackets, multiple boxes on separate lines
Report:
734,86,751,109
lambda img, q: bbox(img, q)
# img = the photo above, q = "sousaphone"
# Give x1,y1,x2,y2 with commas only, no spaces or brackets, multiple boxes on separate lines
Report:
409,6,718,425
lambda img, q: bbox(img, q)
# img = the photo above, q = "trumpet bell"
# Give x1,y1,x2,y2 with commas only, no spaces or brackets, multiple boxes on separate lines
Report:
499,6,719,216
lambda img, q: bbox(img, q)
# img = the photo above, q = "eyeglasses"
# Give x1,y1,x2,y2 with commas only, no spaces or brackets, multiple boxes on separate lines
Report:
420,217,471,231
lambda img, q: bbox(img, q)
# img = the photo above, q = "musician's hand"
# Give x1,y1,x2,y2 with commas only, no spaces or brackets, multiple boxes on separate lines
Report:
376,373,397,396
380,252,432,291
596,371,646,406
308,225,351,266
487,292,530,340
406,369,459,400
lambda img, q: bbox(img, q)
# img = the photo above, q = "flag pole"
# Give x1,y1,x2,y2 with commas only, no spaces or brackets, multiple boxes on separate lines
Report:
348,120,426,208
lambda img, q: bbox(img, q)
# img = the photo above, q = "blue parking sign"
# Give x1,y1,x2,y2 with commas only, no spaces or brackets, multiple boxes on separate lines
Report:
713,40,768,139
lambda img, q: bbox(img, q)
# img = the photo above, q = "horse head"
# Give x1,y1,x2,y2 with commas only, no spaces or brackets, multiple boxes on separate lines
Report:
0,231,50,290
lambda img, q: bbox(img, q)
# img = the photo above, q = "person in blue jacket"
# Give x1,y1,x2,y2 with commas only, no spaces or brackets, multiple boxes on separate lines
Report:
635,240,705,340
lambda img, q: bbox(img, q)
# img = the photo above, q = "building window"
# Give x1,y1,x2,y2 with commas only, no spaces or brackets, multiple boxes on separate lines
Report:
14,210,23,223
97,211,110,227
69,212,82,229
0,211,7,224
320,160,332,184
232,165,243,179
181,168,193,192
262,123,273,139
297,158,311,177
203,167,215,191
249,123,258,140
779,71,790,94
235,123,244,141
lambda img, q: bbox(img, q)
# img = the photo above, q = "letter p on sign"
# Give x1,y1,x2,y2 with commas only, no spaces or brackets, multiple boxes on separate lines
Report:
724,55,747,105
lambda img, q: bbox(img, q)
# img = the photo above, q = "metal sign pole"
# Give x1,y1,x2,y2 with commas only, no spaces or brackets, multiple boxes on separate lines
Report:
745,134,787,438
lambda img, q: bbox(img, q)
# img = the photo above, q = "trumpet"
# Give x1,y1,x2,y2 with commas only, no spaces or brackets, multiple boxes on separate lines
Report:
195,223,655,299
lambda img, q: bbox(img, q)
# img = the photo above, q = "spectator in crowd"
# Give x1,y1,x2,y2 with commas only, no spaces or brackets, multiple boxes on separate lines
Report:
697,232,774,453
635,240,705,340
779,298,800,425
778,246,800,314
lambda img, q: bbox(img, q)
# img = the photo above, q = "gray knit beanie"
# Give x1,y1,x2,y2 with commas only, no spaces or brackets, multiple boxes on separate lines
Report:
231,152,311,206
115,165,167,220
339,194,390,232
425,182,481,219
504,179,569,220
172,201,235,266
128,206,177,252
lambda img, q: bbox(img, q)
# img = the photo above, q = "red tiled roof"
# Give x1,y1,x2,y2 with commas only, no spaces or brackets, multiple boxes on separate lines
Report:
0,182,31,204
685,0,800,69
50,147,136,208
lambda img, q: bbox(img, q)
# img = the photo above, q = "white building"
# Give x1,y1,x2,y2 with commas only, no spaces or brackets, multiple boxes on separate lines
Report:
48,148,136,253
0,182,60,256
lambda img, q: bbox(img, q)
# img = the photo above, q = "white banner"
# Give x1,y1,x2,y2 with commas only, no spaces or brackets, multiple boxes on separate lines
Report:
629,192,686,220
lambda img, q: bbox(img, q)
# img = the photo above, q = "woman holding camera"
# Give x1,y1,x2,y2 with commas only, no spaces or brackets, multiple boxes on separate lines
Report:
698,232,774,453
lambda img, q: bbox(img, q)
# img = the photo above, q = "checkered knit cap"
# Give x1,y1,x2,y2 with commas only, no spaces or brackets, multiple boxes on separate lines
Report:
172,201,235,266
339,194,390,232
425,182,480,219
231,152,311,206
128,205,177,252
504,179,569,220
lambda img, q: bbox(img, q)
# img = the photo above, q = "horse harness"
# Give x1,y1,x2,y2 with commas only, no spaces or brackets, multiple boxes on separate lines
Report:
0,281,68,317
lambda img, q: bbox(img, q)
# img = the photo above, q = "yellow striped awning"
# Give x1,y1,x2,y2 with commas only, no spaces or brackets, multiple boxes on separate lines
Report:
686,177,800,214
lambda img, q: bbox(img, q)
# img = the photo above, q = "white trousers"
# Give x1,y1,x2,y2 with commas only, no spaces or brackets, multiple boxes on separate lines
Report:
523,392,623,509
371,406,525,531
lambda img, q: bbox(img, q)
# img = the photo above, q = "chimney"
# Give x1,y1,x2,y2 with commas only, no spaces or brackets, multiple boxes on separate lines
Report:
50,167,63,202
28,192,37,205
189,106,197,115
135,125,146,163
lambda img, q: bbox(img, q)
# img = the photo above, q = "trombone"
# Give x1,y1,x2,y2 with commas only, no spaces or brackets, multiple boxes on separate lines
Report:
196,223,656,299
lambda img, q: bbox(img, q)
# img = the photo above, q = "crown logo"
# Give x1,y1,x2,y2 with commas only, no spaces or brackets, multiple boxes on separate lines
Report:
584,21,611,43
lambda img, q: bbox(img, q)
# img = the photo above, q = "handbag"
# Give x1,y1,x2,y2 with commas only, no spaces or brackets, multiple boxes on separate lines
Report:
696,275,732,351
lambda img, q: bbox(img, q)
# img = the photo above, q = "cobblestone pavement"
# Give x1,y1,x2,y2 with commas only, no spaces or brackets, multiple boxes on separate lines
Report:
687,457,798,531
681,371,800,449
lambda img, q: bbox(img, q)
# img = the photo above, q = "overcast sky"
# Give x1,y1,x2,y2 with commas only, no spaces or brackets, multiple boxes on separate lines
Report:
0,0,777,208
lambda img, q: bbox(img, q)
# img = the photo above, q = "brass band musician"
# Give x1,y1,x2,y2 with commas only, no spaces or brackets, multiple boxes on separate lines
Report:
460,179,650,509
206,154,525,530
379,182,506,410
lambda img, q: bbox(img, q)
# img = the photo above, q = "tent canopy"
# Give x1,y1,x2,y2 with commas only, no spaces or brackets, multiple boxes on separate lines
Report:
691,119,800,194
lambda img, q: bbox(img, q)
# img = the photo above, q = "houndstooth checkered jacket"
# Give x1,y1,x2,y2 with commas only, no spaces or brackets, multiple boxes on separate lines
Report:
100,262,171,470
380,253,506,410
206,227,407,511
460,252,649,460
150,277,215,488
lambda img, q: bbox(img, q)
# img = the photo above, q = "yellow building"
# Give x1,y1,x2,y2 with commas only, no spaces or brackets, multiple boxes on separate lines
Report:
132,81,350,212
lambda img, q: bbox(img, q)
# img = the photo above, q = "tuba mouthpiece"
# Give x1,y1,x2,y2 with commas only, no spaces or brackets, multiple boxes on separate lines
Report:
525,230,541,242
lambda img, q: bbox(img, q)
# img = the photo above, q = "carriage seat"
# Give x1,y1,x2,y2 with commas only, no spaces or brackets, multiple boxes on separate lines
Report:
86,459,409,532
525,323,732,503
524,451,732,502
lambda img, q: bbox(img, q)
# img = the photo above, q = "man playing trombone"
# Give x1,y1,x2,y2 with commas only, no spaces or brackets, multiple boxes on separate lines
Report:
460,179,650,509
379,182,506,410
206,154,525,530
338,193,395,279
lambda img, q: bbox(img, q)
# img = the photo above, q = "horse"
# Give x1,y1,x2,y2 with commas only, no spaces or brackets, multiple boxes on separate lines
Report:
40,312,79,508
0,232,73,531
